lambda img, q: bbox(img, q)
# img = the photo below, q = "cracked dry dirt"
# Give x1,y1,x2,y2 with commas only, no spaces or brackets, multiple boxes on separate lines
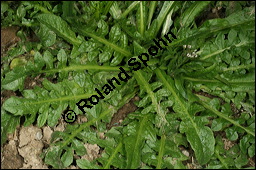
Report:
1,120,102,169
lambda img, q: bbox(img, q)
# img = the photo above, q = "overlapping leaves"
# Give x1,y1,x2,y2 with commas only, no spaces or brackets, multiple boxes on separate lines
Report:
1,1,255,169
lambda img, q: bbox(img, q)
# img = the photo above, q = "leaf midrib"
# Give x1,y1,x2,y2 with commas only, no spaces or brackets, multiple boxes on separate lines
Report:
23,93,96,105
75,28,132,57
155,69,198,132
103,142,122,169
3,65,127,86
127,114,149,169
155,69,207,160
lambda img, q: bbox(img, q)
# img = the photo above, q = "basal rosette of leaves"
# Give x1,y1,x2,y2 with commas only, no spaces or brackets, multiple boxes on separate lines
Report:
1,1,255,169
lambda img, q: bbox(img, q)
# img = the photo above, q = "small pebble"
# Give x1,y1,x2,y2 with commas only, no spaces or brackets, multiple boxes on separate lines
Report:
35,131,43,140
182,150,190,157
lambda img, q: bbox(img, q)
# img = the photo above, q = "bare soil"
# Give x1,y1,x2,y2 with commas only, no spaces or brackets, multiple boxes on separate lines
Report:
1,26,20,56
106,96,139,130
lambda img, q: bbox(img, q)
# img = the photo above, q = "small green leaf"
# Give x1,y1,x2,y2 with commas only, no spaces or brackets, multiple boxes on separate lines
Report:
43,50,54,69
36,13,82,46
36,23,56,47
235,154,249,168
109,24,121,43
225,128,238,141
37,111,48,127
228,29,238,44
211,118,227,131
248,144,255,158
1,2,9,14
45,145,64,169
10,57,27,69
17,4,26,18
61,148,73,167
2,68,26,91
77,159,100,169
1,109,20,144
34,51,45,69
72,139,86,156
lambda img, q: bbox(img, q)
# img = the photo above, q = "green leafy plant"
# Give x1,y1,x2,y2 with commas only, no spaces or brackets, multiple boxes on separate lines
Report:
1,1,255,169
